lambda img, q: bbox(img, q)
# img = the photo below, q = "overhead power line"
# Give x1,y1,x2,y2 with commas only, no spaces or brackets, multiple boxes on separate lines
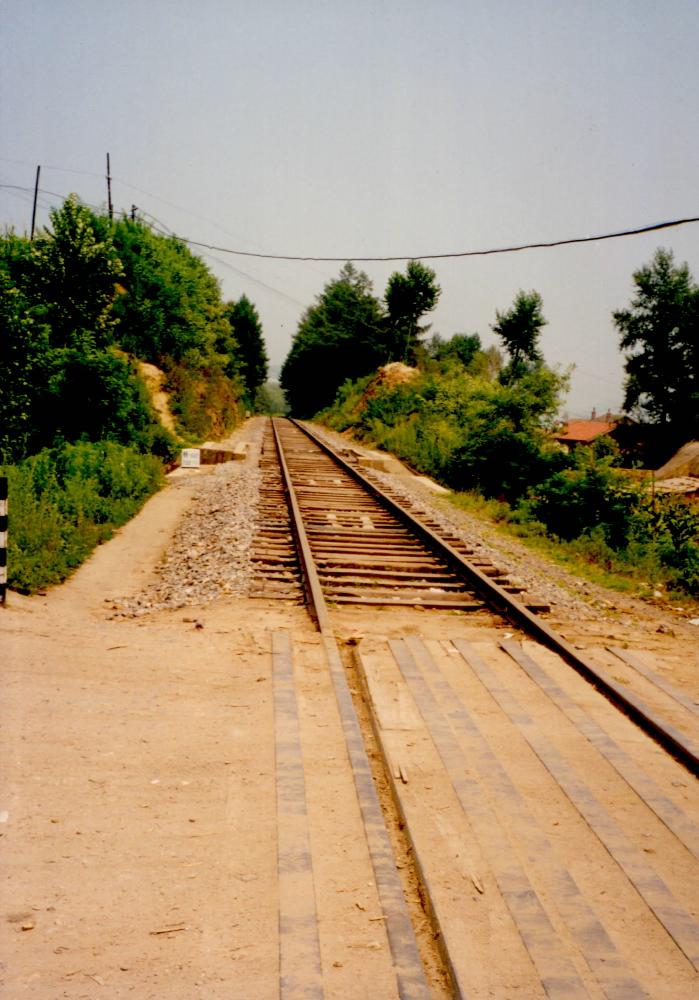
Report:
0,182,102,211
2,181,697,262
147,215,699,263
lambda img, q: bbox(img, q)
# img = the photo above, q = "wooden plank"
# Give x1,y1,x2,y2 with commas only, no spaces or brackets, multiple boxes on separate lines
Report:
319,636,432,999
608,647,699,717
329,596,483,610
453,639,699,972
388,639,593,1000
406,637,649,1000
272,630,324,999
502,640,699,860
318,568,454,581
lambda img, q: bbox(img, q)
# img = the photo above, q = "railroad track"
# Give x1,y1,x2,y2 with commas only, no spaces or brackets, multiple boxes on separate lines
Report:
253,418,545,612
250,417,699,998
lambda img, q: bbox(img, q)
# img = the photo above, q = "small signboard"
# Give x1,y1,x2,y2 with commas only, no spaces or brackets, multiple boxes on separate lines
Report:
181,448,201,468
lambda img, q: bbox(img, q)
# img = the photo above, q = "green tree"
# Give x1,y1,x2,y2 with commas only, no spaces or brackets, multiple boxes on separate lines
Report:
224,295,268,403
492,290,546,383
613,248,698,436
31,194,122,349
428,332,482,369
385,260,441,362
0,268,51,462
109,217,243,438
0,217,174,461
110,218,229,363
445,366,566,500
281,263,385,416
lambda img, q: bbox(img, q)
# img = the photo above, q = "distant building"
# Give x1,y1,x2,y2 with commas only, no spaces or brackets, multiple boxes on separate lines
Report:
554,408,617,449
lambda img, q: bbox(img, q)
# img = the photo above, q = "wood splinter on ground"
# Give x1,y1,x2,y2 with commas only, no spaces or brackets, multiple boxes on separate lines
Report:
149,923,187,936
392,761,409,784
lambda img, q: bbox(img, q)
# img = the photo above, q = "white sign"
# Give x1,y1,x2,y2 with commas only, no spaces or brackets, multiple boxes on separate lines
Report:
181,448,201,468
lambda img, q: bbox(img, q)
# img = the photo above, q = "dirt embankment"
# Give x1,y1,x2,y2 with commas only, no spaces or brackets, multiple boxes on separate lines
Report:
138,361,176,432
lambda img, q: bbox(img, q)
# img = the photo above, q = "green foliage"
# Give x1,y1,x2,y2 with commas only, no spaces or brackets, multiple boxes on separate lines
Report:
492,289,546,383
385,260,441,363
224,295,268,403
281,260,444,417
0,267,51,462
0,206,167,461
0,195,272,592
48,346,173,451
0,200,264,458
32,194,123,349
444,368,566,500
1,441,163,593
427,332,482,369
257,381,289,415
323,363,567,500
650,497,699,592
110,218,250,439
281,263,386,416
524,448,637,547
321,360,699,596
110,218,231,363
613,248,698,439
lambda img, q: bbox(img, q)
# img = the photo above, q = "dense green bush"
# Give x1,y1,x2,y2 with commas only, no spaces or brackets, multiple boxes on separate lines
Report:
524,448,636,547
324,362,566,500
1,441,163,593
1,199,266,462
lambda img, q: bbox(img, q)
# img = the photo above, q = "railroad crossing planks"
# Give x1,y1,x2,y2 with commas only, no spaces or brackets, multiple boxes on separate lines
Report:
355,633,699,999
269,628,428,998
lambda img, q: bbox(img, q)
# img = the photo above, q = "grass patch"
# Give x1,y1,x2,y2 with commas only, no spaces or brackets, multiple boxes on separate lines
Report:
1,440,164,593
448,489,699,605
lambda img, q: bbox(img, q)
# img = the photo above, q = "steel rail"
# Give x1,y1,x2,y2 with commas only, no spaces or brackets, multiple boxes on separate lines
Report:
270,417,433,998
270,418,329,629
288,419,699,776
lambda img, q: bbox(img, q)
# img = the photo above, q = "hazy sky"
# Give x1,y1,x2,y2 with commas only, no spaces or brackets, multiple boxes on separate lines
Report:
2,0,698,416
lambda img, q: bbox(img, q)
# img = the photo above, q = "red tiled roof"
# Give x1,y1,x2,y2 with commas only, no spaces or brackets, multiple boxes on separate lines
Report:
555,420,616,443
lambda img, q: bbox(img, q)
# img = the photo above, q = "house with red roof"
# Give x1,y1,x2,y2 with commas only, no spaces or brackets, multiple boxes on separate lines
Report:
554,409,617,449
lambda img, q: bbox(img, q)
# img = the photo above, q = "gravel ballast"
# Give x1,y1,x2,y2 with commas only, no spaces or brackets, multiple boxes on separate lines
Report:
112,419,265,616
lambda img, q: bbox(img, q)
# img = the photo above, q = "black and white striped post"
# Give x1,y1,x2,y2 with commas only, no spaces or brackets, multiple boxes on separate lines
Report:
0,476,7,605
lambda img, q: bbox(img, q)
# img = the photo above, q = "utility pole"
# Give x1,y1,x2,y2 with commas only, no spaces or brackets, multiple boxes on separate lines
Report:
30,164,41,239
106,152,113,221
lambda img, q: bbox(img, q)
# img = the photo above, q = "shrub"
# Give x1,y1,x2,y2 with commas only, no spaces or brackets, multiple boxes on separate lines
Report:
1,441,163,593
525,448,636,547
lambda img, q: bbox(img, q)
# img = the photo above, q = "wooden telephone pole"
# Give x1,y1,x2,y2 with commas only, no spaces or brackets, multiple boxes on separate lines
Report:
30,165,41,239
106,153,113,221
